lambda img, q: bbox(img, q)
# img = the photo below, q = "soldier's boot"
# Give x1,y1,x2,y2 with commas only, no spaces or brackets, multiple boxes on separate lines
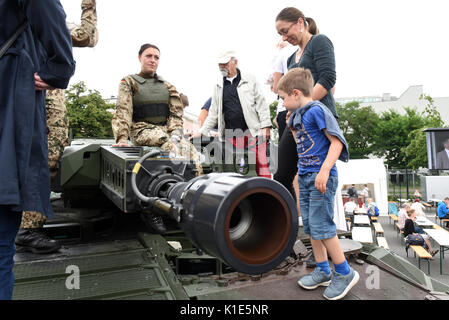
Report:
140,213,167,234
15,228,61,254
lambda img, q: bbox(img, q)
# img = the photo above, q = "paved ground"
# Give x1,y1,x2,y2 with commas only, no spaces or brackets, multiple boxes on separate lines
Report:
375,212,449,285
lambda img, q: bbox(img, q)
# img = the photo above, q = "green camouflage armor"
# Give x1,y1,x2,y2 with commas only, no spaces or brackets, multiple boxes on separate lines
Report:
111,75,203,175
21,0,98,229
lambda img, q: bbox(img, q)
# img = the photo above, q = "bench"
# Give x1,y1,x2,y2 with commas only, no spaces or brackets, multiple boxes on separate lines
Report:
370,216,378,222
408,245,432,275
376,237,389,250
373,222,384,236
439,218,449,227
389,214,398,225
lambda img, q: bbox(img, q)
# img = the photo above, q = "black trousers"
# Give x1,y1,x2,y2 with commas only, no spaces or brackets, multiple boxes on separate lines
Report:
276,110,288,139
273,117,298,202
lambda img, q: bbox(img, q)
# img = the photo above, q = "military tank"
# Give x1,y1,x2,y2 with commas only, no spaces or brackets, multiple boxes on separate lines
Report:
12,137,449,302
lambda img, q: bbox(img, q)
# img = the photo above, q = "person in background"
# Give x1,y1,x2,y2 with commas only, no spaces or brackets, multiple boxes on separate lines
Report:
271,40,297,138
361,184,370,207
0,0,75,300
436,138,449,169
410,199,426,218
344,199,357,226
437,197,449,227
198,97,212,127
366,198,379,218
197,97,218,133
413,189,422,201
397,203,410,231
180,93,189,109
347,184,358,202
404,209,438,256
197,50,272,178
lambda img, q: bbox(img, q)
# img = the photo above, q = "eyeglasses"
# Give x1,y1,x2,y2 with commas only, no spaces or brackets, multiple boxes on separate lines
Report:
278,22,296,36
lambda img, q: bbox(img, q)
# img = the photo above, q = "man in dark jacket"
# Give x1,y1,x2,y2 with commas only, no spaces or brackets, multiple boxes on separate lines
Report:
347,184,358,201
0,0,75,300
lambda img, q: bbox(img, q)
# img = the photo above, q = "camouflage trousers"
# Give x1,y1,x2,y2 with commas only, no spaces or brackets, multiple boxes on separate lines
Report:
46,89,70,180
131,125,203,175
21,89,69,229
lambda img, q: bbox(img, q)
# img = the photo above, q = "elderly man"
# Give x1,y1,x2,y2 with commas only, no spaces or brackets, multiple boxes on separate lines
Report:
436,138,449,169
198,51,272,178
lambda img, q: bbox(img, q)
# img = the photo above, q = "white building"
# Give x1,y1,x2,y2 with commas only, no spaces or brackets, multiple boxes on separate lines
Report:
336,85,449,125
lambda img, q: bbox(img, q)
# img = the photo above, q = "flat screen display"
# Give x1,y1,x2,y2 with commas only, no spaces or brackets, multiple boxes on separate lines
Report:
425,128,449,170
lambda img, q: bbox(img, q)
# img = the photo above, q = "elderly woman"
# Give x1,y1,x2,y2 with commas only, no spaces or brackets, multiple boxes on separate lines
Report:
111,43,202,233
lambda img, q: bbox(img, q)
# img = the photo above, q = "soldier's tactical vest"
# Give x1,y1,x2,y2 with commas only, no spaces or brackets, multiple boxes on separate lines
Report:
130,74,170,125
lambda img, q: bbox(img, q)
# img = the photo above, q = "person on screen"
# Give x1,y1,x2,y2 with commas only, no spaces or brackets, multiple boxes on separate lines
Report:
436,138,449,169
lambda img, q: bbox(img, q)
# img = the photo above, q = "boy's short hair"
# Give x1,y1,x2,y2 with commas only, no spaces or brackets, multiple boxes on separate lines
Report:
277,68,314,97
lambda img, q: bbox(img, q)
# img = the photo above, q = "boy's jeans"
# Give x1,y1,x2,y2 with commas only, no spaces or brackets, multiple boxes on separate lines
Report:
298,172,338,240
0,207,22,300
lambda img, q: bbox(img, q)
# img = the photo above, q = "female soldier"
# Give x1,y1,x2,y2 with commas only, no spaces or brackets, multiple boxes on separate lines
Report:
111,43,202,233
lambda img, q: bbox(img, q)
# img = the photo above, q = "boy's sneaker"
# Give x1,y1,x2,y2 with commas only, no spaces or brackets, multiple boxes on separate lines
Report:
323,267,359,300
297,268,332,290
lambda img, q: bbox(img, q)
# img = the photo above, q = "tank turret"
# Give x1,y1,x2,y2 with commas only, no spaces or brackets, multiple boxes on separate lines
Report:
58,141,298,275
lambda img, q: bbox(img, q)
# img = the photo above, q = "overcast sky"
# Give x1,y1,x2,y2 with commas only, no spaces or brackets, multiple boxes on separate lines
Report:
60,0,449,115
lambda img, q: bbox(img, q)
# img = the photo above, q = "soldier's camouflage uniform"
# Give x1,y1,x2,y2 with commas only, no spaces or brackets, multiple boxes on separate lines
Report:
21,0,98,229
112,75,203,175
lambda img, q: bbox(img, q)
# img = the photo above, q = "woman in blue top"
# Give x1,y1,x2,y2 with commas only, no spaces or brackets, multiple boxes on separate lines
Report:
274,7,337,202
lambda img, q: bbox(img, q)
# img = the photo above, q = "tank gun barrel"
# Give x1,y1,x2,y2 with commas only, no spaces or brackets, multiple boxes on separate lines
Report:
131,151,298,275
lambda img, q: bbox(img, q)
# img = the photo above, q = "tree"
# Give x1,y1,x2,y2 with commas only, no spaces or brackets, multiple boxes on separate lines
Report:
66,82,114,138
372,107,432,168
336,101,379,159
405,94,446,169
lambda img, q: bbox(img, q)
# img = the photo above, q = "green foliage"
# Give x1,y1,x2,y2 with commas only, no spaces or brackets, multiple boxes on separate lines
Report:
336,101,379,159
269,100,278,127
405,94,445,169
338,94,446,170
372,107,427,168
66,82,114,138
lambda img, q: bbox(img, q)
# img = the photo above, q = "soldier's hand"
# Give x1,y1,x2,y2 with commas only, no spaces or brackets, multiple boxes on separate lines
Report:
34,73,55,91
113,143,130,147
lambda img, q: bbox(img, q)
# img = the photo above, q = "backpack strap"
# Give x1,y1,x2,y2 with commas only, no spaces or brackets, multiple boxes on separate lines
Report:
0,21,28,59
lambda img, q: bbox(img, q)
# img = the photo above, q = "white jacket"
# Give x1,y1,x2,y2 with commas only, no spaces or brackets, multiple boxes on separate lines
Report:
200,70,271,139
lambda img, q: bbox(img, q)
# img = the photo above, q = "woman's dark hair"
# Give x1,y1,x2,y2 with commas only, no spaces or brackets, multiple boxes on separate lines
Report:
276,7,319,35
138,43,160,56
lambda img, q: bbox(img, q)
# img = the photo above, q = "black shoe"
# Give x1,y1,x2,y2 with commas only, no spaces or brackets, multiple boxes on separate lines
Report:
15,228,61,254
141,213,167,234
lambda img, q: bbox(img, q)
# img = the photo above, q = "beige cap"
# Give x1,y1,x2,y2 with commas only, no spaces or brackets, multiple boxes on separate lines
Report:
217,50,237,64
